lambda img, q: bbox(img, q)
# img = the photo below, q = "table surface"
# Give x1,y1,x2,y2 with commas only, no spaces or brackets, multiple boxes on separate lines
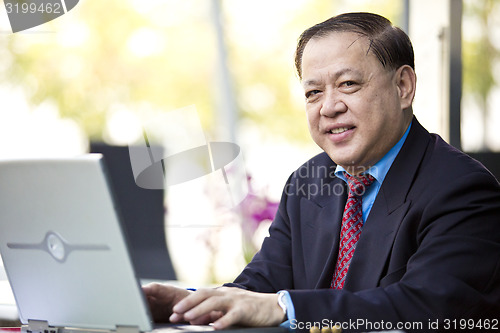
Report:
0,327,287,333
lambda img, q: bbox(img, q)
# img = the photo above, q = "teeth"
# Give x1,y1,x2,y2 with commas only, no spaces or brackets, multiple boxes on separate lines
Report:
330,127,350,134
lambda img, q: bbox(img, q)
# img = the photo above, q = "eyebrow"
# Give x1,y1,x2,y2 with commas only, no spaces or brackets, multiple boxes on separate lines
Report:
302,68,361,87
302,79,321,87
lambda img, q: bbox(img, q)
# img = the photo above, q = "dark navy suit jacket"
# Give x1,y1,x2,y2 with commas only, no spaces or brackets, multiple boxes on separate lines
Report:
227,118,500,332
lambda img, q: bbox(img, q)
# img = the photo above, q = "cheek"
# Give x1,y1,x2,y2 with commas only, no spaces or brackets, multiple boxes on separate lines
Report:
349,95,387,125
305,107,319,127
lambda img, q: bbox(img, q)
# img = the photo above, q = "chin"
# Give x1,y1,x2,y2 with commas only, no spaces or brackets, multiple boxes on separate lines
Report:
325,154,355,168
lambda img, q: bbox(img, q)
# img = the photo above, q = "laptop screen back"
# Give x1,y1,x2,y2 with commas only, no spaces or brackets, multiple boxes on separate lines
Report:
0,155,153,331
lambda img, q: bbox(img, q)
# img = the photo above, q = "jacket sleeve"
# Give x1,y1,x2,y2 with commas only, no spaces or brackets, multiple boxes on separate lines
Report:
225,173,296,293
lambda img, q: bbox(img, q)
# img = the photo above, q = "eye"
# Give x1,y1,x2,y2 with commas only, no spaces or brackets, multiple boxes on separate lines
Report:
341,81,356,87
339,80,361,93
305,89,321,99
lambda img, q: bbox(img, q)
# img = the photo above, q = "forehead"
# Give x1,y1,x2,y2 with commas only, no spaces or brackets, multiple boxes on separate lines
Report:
301,31,384,81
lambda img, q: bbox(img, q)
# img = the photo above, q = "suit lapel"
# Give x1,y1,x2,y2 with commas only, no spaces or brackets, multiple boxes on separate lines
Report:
300,177,347,289
344,118,431,290
314,189,347,289
344,194,411,290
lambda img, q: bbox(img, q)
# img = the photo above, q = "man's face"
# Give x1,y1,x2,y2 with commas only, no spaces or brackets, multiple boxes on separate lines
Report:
301,32,410,173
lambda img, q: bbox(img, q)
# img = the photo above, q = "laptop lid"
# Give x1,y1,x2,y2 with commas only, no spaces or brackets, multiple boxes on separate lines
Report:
0,154,153,332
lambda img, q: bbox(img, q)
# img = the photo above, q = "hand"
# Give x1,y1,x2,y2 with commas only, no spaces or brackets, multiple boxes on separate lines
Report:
142,282,192,322
170,287,285,330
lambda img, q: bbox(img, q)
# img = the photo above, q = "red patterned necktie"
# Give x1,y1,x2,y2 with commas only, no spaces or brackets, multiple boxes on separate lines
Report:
331,172,375,289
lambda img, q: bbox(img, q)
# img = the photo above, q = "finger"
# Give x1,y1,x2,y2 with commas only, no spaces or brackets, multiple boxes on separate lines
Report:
172,288,220,314
212,309,242,330
142,283,158,296
182,295,231,323
189,310,224,325
169,313,184,323
143,282,170,299
188,313,215,325
170,311,215,325
209,311,224,322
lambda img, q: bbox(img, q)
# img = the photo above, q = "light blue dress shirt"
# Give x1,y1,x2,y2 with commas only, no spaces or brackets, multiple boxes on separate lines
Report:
334,122,412,221
279,123,412,328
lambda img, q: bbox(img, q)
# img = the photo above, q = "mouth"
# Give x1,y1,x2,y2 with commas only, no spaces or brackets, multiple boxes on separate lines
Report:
328,126,354,135
324,124,356,143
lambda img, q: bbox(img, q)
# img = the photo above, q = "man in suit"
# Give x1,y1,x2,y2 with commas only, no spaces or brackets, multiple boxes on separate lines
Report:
144,12,500,331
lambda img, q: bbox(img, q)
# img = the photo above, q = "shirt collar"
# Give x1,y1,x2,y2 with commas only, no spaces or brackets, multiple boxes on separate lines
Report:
335,122,412,185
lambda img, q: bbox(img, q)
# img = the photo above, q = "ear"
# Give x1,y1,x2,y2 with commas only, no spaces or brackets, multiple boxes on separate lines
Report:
395,65,416,110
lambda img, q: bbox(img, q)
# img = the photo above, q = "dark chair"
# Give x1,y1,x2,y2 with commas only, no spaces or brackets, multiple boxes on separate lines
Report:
90,143,176,280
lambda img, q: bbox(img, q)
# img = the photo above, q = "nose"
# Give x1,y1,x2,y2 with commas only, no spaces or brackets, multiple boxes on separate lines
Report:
320,91,347,117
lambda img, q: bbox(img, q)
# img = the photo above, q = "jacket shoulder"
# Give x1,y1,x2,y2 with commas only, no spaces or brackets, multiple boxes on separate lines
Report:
426,133,498,184
293,152,336,179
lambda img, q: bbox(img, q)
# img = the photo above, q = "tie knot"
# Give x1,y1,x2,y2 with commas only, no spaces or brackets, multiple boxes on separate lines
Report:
345,172,375,197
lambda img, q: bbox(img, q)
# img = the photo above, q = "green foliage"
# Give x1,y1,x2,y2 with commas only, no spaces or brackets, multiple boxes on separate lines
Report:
2,0,216,140
1,0,405,144
462,0,498,103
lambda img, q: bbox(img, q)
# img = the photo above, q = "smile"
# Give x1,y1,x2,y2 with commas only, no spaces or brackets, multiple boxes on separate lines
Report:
329,127,353,134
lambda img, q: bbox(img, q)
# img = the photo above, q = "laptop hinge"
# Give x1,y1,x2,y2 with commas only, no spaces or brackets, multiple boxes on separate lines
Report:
22,320,60,333
115,326,140,333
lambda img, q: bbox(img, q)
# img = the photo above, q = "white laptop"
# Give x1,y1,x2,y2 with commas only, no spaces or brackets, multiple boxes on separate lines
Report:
0,154,198,333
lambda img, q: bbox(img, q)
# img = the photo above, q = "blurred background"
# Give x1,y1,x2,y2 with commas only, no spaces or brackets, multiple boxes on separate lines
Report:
0,0,499,290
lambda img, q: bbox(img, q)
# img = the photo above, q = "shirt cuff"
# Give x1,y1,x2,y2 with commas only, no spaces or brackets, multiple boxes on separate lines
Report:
277,290,296,329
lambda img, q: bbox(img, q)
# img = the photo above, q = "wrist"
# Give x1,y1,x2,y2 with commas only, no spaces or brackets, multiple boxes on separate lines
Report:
263,293,285,326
